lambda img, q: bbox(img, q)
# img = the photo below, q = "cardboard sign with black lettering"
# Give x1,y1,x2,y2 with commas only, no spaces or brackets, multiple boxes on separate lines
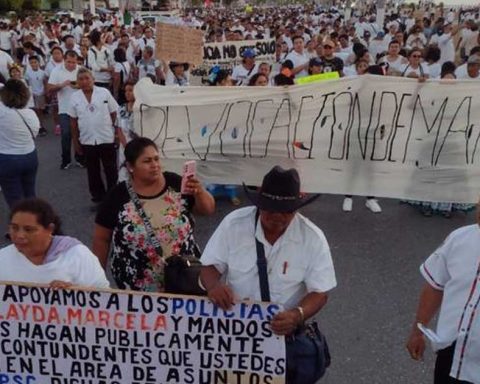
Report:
0,283,286,384
156,22,204,65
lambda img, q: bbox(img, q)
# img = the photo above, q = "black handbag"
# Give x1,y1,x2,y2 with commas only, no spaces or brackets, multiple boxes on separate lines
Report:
163,253,206,296
126,182,206,296
254,210,330,384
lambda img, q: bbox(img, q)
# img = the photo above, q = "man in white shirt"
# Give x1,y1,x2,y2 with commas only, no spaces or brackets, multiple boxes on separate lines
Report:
61,34,82,57
407,200,480,384
430,23,459,65
458,21,479,59
369,31,388,61
47,50,82,170
0,48,14,80
87,30,113,89
68,68,119,204
200,166,336,383
137,27,155,56
0,22,14,55
285,35,310,78
231,48,259,86
455,54,480,79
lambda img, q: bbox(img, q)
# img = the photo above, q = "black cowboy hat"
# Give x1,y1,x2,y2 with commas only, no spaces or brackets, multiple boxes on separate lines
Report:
169,62,190,71
243,166,319,213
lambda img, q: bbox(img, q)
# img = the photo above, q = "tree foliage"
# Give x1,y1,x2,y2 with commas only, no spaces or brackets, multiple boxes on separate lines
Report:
0,0,24,11
0,0,42,11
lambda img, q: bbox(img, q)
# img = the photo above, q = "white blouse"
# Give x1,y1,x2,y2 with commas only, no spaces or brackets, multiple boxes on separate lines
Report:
0,101,40,155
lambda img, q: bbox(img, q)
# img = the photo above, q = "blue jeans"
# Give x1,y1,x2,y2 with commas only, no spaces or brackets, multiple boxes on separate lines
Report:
0,150,38,208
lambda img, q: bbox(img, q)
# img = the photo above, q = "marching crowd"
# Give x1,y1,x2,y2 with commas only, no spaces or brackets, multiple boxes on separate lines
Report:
0,2,480,384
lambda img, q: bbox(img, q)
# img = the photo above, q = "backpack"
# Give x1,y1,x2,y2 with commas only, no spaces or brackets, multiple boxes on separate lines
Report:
89,47,109,68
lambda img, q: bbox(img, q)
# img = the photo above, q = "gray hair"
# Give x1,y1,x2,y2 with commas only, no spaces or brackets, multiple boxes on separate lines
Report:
76,67,93,80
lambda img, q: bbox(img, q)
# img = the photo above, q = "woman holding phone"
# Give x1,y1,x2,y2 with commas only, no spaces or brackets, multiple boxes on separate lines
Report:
92,137,215,292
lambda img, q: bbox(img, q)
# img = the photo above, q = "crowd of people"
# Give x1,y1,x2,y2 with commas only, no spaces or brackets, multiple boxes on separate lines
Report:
0,2,479,214
0,2,479,383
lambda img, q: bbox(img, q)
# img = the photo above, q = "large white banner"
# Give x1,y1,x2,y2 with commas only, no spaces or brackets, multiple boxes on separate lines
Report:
134,76,480,203
0,284,286,384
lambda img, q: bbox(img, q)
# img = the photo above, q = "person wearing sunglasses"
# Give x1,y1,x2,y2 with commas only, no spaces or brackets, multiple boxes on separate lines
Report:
400,48,430,80
319,39,344,76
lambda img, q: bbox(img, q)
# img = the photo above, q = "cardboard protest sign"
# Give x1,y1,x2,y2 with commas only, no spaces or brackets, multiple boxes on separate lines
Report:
156,22,204,65
0,283,286,383
203,39,276,65
134,76,480,204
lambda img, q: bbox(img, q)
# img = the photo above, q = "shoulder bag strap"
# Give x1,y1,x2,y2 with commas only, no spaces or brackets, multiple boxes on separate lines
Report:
255,210,271,302
14,109,35,140
125,181,164,260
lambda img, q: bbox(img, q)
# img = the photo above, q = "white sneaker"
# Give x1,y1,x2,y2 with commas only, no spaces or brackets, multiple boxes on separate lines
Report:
342,197,353,212
366,198,382,213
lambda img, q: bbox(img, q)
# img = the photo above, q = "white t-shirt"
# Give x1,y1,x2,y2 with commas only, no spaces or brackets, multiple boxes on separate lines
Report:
231,63,259,86
0,30,14,51
138,58,160,80
201,206,337,309
67,86,119,145
0,50,14,79
285,50,310,77
87,46,113,83
114,61,131,83
0,102,40,155
369,39,388,60
137,37,156,55
73,25,84,43
380,55,407,73
420,224,480,384
24,67,46,96
48,64,79,114
455,64,479,79
428,62,442,79
45,59,63,77
430,33,455,64
165,70,190,86
400,63,430,78
0,242,109,288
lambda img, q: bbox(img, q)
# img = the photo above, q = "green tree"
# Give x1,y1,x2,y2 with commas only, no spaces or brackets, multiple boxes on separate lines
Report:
23,0,41,9
8,0,24,11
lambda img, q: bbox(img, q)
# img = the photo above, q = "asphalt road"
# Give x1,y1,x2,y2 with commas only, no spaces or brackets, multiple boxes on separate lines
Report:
0,125,476,384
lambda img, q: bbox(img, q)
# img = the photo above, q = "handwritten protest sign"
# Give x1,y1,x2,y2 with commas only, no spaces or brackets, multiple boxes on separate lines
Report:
203,39,276,65
0,283,286,383
156,23,204,65
134,76,480,203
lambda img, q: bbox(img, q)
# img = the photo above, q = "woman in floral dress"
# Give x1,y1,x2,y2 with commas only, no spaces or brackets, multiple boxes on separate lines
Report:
92,137,215,292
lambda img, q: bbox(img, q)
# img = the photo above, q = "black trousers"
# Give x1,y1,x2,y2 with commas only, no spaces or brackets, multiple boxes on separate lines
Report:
434,344,472,384
83,143,117,202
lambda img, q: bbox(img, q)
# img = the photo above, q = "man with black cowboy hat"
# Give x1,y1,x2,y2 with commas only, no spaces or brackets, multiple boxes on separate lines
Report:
200,166,336,383
165,61,190,86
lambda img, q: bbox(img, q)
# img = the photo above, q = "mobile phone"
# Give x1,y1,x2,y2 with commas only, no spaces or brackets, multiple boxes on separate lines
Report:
181,160,196,194
70,81,77,86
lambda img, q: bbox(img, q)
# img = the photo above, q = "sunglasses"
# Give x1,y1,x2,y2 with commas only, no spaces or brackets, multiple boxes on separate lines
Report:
411,55,422,58
324,45,333,49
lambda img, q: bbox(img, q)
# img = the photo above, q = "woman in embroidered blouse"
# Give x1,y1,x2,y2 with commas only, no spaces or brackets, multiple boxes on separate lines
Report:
92,137,215,292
